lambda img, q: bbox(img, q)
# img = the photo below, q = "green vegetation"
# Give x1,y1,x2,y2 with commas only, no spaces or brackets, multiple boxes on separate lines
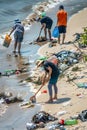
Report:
79,27,87,46
83,54,87,62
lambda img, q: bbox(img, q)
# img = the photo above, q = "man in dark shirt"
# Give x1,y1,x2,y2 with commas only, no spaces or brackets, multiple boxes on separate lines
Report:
40,61,60,103
39,16,53,41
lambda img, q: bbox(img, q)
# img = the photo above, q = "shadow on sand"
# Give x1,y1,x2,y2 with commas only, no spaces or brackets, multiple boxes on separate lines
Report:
37,97,71,105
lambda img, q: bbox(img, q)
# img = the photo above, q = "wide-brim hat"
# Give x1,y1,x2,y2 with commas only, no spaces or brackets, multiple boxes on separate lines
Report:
36,60,45,67
14,19,21,24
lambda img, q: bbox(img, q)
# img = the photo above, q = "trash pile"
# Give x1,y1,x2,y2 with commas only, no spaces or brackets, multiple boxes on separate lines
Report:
54,50,81,72
26,111,58,130
26,110,87,130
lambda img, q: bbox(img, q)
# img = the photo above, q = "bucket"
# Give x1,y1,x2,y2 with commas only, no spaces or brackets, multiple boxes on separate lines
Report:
3,34,12,47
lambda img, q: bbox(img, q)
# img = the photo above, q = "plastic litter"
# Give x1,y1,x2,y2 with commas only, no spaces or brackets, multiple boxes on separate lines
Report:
79,110,87,122
41,90,47,93
32,111,58,124
47,123,66,130
47,123,60,130
77,83,87,88
57,111,67,116
64,119,78,125
26,122,37,130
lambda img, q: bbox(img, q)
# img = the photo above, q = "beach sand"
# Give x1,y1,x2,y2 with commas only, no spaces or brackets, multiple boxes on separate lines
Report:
36,8,87,129
0,7,87,130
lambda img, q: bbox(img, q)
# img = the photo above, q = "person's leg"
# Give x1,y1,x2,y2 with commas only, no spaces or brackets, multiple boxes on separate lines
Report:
58,26,61,44
58,34,61,44
61,26,66,44
14,41,17,53
18,42,21,53
48,29,51,40
53,83,58,99
17,32,23,53
62,33,66,44
44,28,47,40
47,83,53,102
14,33,18,53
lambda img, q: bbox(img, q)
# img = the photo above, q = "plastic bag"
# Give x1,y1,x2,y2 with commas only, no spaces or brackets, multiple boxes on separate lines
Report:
79,110,87,122
52,26,59,38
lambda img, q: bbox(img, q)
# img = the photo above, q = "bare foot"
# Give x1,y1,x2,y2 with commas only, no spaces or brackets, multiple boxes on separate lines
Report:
45,99,53,103
52,97,57,100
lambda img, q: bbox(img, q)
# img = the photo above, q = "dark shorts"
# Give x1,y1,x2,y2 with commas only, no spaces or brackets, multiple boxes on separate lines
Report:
58,26,66,34
14,31,23,43
46,21,53,29
49,75,59,84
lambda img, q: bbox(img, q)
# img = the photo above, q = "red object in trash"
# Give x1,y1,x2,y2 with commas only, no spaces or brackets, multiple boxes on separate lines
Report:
15,70,20,74
76,93,81,96
41,90,47,93
59,119,65,125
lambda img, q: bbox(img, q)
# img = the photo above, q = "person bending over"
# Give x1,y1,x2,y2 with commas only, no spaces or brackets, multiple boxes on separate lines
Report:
39,61,60,103
38,16,53,41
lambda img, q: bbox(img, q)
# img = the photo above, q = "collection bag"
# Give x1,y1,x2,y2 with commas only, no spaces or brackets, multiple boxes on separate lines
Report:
52,26,59,38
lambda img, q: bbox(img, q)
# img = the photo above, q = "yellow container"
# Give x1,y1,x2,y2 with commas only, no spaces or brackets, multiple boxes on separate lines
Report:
3,34,12,47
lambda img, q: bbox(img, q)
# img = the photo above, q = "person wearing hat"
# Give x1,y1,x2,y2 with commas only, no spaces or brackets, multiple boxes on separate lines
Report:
9,19,24,54
38,60,60,103
56,5,67,44
38,14,53,41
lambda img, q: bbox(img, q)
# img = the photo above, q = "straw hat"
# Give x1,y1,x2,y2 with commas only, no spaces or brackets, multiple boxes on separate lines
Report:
36,60,44,67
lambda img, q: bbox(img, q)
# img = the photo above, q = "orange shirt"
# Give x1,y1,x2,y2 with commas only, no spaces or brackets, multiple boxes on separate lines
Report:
57,9,67,26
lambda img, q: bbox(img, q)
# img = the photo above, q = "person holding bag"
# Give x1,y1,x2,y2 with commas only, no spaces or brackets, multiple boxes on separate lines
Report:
56,5,67,44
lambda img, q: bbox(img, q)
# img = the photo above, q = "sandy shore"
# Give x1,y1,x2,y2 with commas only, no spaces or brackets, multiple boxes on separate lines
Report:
36,8,87,129
0,7,87,130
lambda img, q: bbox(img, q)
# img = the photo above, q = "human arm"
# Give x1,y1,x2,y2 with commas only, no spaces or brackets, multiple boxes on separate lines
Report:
41,71,48,85
41,66,52,85
46,66,52,81
56,12,59,26
9,27,15,36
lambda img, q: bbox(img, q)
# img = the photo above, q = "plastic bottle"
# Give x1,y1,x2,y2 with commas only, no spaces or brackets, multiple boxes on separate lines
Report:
64,119,78,125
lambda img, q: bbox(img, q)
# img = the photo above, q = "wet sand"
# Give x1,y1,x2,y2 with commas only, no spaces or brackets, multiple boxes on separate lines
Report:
0,41,40,130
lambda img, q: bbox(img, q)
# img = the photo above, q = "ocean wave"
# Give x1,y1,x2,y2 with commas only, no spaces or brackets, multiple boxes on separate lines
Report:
19,5,32,13
23,0,64,25
0,9,18,16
